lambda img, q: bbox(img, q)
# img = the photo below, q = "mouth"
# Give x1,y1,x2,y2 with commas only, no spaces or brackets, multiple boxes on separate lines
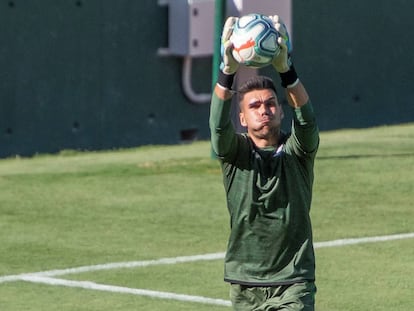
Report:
260,118,273,124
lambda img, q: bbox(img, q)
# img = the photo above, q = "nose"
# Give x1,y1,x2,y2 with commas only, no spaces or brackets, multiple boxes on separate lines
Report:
259,103,270,115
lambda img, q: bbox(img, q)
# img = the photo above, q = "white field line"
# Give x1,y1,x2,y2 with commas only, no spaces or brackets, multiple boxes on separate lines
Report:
19,275,232,307
1,232,414,284
0,232,413,307
314,232,414,248
33,252,226,278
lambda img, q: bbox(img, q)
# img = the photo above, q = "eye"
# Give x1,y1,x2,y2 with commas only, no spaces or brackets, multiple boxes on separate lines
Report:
248,101,261,109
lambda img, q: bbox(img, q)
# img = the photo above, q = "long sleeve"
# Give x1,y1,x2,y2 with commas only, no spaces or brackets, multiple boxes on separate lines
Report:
290,100,319,155
209,92,238,159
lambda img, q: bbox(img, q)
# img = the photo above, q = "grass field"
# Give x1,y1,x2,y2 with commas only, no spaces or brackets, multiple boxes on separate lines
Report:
0,123,413,311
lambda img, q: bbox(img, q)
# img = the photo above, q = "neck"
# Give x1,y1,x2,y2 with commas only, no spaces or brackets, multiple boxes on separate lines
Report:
249,128,280,149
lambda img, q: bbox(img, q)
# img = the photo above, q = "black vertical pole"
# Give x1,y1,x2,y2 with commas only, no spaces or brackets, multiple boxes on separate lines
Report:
211,0,226,88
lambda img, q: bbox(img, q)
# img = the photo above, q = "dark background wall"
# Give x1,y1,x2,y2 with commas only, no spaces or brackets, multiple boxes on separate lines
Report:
0,0,412,157
289,0,413,130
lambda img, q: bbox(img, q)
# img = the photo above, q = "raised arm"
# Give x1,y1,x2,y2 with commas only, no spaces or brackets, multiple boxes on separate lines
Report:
270,15,309,108
270,15,319,153
213,17,239,99
209,17,240,159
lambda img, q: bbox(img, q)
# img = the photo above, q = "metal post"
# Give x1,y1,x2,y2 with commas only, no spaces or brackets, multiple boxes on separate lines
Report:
210,0,226,159
211,0,226,89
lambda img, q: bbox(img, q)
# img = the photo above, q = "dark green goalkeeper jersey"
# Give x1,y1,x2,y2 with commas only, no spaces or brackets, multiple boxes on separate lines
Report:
209,92,319,286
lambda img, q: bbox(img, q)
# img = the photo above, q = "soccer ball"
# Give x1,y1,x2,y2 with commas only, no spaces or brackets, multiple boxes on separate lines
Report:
230,14,280,68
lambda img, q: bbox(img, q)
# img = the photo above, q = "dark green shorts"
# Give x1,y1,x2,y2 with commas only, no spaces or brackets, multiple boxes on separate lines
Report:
229,281,316,311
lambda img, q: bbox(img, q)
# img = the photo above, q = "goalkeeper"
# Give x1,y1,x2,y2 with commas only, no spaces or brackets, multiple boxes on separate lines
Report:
209,15,319,311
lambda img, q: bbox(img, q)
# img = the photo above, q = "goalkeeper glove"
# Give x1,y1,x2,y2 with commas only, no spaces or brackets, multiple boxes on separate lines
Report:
270,15,298,88
270,15,292,73
216,17,239,90
220,16,239,75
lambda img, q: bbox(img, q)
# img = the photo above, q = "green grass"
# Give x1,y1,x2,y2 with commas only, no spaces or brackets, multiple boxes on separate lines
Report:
0,123,413,310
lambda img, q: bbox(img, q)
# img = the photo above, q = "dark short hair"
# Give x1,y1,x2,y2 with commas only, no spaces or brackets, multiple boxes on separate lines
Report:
237,76,278,103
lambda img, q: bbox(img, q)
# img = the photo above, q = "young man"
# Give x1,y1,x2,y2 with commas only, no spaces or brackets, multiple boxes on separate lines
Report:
209,16,319,311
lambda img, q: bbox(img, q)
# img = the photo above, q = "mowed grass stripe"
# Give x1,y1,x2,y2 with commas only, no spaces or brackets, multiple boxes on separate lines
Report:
1,232,413,283
0,233,412,308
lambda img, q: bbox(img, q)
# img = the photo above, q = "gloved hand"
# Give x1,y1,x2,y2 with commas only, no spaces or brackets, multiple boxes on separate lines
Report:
270,15,292,73
220,17,239,75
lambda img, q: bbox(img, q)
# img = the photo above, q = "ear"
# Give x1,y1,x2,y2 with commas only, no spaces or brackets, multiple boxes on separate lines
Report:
239,112,247,127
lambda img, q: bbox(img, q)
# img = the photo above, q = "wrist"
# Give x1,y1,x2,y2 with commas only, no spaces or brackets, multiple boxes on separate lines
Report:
279,64,298,88
217,71,235,90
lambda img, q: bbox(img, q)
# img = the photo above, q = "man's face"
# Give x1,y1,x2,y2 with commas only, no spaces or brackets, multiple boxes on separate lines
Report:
239,88,284,141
